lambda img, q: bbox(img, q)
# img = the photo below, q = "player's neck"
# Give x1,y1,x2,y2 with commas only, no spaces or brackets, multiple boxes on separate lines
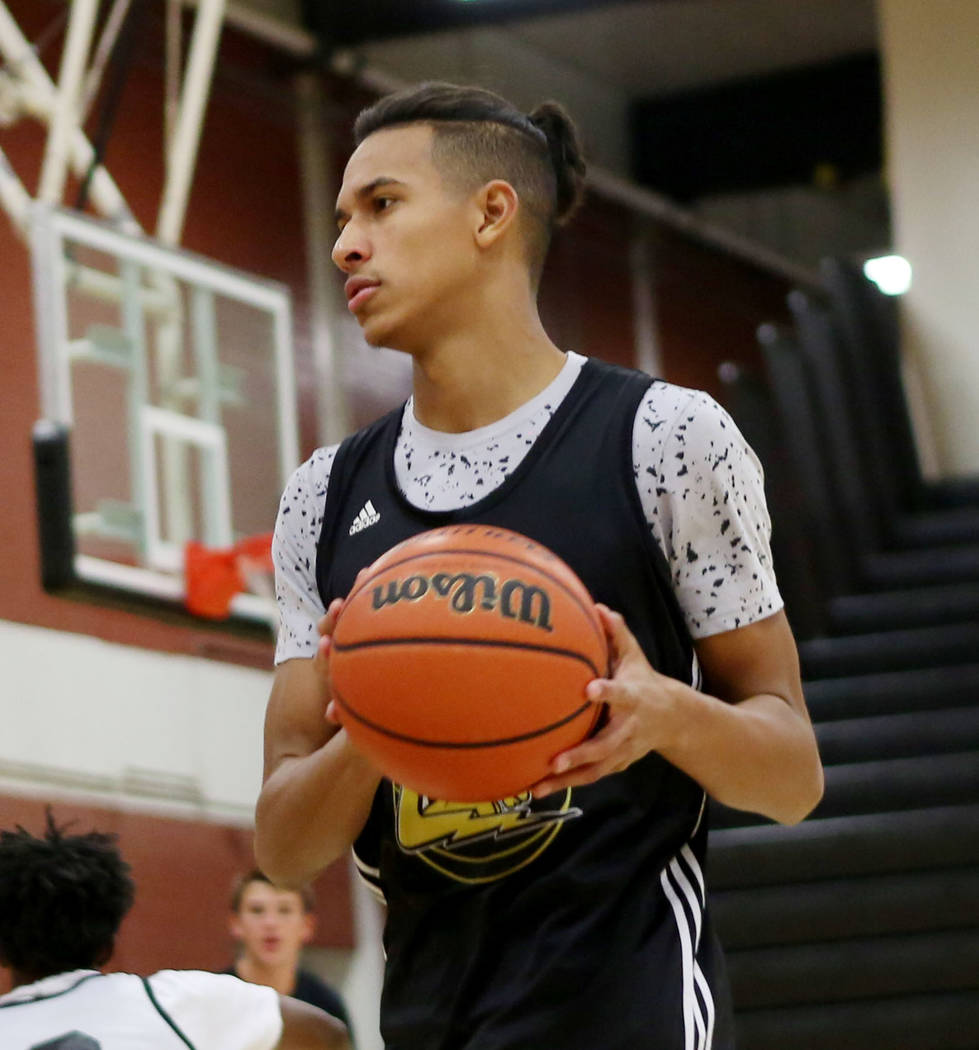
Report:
9,967,43,989
410,311,566,434
235,954,298,997
10,965,87,989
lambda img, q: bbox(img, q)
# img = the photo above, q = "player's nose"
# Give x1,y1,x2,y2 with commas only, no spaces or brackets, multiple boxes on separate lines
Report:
332,224,370,272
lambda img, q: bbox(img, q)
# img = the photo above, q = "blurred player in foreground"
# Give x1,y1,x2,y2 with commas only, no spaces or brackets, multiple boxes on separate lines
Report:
0,812,350,1050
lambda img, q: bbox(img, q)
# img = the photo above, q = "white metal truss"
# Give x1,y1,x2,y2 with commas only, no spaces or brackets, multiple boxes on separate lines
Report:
0,0,228,241
37,0,99,205
0,1,137,233
0,1,293,626
157,0,225,244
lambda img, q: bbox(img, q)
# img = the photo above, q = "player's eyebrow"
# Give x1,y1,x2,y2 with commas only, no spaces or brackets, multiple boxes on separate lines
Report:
335,177,408,225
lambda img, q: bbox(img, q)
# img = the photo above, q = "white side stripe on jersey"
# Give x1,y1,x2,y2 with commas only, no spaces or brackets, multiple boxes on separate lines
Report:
353,854,380,879
691,650,703,691
690,792,707,839
682,842,707,904
694,961,717,1050
353,852,387,904
671,856,703,949
357,875,387,905
661,847,716,1050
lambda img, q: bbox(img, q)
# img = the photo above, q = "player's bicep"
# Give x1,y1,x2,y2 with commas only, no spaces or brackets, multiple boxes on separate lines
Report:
694,610,808,720
639,389,782,638
272,448,336,663
263,658,337,781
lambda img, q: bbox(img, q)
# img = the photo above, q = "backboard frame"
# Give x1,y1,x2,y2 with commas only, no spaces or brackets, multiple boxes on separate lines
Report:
30,203,300,631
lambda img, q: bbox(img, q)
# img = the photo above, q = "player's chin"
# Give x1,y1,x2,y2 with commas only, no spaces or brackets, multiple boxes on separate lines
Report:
358,313,397,348
359,308,420,353
359,323,387,347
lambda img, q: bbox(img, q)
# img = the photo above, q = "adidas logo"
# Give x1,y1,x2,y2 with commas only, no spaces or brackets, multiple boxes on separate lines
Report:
349,499,381,535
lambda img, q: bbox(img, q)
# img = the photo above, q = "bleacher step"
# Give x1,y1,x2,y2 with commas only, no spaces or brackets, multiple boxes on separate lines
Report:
828,580,979,633
710,751,979,829
709,805,979,888
733,990,979,1050
799,622,979,678
803,663,979,722
815,706,979,764
727,928,977,1008
711,867,979,948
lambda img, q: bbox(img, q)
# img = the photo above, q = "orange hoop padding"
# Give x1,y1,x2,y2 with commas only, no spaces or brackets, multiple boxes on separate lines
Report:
184,533,273,619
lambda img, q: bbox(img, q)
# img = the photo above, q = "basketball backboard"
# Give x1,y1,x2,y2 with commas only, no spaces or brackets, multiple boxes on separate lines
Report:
30,204,299,630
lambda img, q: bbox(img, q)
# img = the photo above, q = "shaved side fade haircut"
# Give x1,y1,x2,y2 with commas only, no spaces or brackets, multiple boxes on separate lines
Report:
353,81,587,283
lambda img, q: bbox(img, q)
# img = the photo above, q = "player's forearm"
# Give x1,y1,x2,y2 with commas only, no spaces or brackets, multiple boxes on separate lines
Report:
255,735,380,886
660,682,823,824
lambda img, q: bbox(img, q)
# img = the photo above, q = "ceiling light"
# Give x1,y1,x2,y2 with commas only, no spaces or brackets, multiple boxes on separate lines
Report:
863,254,912,296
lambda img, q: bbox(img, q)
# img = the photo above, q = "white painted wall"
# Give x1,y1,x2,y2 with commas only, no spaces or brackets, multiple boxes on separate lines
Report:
877,0,979,477
0,620,269,820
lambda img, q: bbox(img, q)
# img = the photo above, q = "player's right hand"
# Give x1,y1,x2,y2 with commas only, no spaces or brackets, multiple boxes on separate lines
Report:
315,597,345,724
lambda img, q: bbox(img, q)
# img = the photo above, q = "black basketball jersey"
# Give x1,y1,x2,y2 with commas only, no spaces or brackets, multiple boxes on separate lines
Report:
316,358,734,1049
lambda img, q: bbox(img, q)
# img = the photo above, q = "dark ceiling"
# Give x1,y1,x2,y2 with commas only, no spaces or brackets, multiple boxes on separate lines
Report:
301,0,658,48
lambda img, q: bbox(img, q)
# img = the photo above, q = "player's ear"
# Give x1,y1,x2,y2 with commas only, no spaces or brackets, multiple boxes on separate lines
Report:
229,913,243,941
473,180,519,249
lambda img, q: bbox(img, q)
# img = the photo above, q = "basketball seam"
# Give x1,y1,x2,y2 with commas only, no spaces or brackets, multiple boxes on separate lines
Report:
342,543,607,657
331,634,603,677
333,687,597,750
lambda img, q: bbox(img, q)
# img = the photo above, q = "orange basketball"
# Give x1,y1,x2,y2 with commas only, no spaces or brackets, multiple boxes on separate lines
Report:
330,524,608,801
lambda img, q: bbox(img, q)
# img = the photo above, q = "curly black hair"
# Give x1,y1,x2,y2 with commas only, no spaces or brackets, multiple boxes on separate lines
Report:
0,810,135,980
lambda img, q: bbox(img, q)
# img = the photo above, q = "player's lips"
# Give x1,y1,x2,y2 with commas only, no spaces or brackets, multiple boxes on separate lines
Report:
345,276,380,312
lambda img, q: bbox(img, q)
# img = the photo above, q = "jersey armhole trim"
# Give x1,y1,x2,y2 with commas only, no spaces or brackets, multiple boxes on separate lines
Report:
141,977,196,1050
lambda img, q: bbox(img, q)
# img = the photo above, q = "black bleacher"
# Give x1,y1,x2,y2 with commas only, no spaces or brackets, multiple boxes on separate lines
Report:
712,258,979,1049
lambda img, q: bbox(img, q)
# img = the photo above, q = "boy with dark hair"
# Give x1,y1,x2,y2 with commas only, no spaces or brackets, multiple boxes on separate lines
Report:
227,870,352,1036
257,81,823,1049
0,812,350,1050
350,82,586,283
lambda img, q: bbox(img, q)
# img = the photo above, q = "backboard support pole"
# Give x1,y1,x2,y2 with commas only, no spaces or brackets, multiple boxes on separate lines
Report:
156,0,225,246
38,0,99,206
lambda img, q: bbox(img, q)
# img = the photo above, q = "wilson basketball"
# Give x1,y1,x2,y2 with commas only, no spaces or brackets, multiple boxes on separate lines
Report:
330,525,608,801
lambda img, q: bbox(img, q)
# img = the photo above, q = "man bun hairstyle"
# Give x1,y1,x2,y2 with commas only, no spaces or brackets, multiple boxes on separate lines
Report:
527,100,588,226
0,810,134,980
353,82,587,281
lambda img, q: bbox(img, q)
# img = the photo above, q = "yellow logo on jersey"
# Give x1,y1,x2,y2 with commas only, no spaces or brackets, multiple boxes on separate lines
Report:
393,785,581,884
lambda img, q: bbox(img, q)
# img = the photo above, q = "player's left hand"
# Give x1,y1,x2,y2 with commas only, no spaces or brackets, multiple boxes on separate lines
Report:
531,603,685,798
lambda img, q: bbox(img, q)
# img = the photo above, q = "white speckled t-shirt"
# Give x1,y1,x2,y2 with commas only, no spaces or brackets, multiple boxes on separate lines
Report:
272,352,781,663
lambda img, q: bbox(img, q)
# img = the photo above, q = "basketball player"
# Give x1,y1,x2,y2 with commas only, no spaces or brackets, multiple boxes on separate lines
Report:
226,870,353,1037
256,82,824,1049
0,812,350,1050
